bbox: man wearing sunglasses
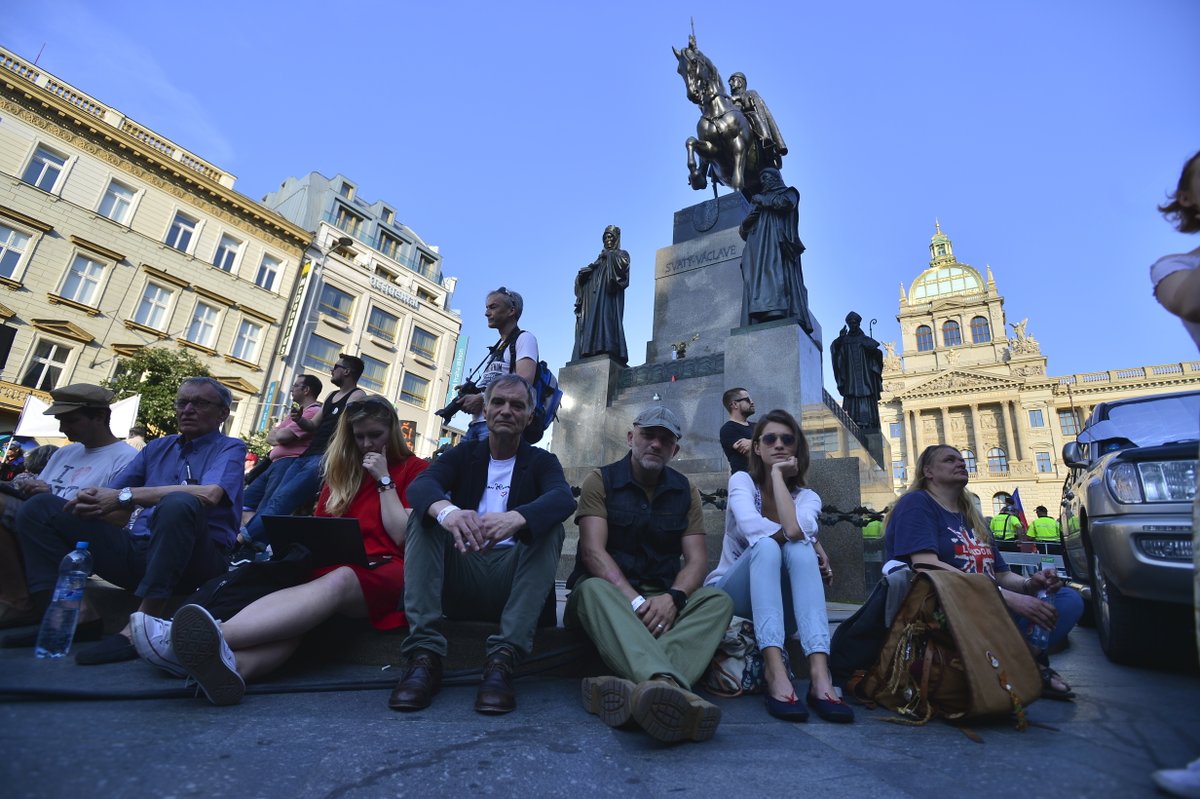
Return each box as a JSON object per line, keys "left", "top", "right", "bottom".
{"left": 459, "top": 287, "right": 538, "bottom": 442}
{"left": 719, "top": 387, "right": 756, "bottom": 474}
{"left": 12, "top": 378, "right": 244, "bottom": 664}
{"left": 565, "top": 406, "right": 734, "bottom": 743}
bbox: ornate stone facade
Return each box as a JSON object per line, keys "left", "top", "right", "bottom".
{"left": 879, "top": 224, "right": 1200, "bottom": 514}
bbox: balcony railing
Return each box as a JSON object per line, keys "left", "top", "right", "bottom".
{"left": 321, "top": 209, "right": 444, "bottom": 285}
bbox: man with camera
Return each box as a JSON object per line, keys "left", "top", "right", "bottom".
{"left": 448, "top": 288, "right": 538, "bottom": 443}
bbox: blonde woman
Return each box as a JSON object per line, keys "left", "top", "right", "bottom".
{"left": 130, "top": 397, "right": 426, "bottom": 705}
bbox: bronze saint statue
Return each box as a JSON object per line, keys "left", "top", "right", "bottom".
{"left": 572, "top": 225, "right": 630, "bottom": 364}
{"left": 728, "top": 72, "right": 787, "bottom": 169}
{"left": 831, "top": 312, "right": 884, "bottom": 431}
{"left": 738, "top": 167, "right": 812, "bottom": 331}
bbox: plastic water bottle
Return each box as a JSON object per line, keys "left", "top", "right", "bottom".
{"left": 34, "top": 541, "right": 93, "bottom": 659}
{"left": 1026, "top": 588, "right": 1051, "bottom": 649}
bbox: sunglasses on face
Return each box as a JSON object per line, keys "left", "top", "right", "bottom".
{"left": 174, "top": 398, "right": 222, "bottom": 411}
{"left": 759, "top": 433, "right": 796, "bottom": 447}
{"left": 346, "top": 397, "right": 394, "bottom": 414}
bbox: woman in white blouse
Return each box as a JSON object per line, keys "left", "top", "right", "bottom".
{"left": 705, "top": 409, "right": 851, "bottom": 723}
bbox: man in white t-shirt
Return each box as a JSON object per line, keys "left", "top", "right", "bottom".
{"left": 0, "top": 384, "right": 136, "bottom": 628}
{"left": 459, "top": 287, "right": 538, "bottom": 442}
{"left": 390, "top": 374, "right": 575, "bottom": 715}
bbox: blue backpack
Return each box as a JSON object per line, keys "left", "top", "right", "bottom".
{"left": 507, "top": 329, "right": 562, "bottom": 444}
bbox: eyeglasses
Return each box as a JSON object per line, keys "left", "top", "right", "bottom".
{"left": 759, "top": 433, "right": 796, "bottom": 447}
{"left": 735, "top": 397, "right": 752, "bottom": 404}
{"left": 174, "top": 398, "right": 222, "bottom": 411}
{"left": 331, "top": 364, "right": 347, "bottom": 372}
{"left": 346, "top": 397, "right": 394, "bottom": 414}
{"left": 495, "top": 286, "right": 515, "bottom": 298}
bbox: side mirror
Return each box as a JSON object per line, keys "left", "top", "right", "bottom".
{"left": 1062, "top": 442, "right": 1085, "bottom": 469}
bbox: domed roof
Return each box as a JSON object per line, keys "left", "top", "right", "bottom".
{"left": 910, "top": 263, "right": 985, "bottom": 300}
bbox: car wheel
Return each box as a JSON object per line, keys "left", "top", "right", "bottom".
{"left": 1092, "top": 552, "right": 1150, "bottom": 665}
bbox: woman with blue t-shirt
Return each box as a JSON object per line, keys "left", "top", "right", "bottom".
{"left": 884, "top": 444, "right": 1082, "bottom": 700}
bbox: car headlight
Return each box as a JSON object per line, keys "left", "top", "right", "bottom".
{"left": 1106, "top": 460, "right": 1197, "bottom": 503}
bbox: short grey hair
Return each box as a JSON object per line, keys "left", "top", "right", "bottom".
{"left": 180, "top": 377, "right": 233, "bottom": 408}
{"left": 489, "top": 287, "right": 524, "bottom": 322}
{"left": 484, "top": 373, "right": 535, "bottom": 409}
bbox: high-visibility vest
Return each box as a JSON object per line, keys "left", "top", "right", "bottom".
{"left": 990, "top": 513, "right": 1022, "bottom": 540}
{"left": 1030, "top": 516, "right": 1062, "bottom": 542}
{"left": 863, "top": 520, "right": 883, "bottom": 539}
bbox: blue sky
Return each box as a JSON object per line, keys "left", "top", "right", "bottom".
{"left": 6, "top": 1, "right": 1199, "bottom": 398}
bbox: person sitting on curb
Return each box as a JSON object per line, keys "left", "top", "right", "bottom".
{"left": 388, "top": 374, "right": 575, "bottom": 715}
{"left": 567, "top": 406, "right": 734, "bottom": 743}
{"left": 13, "top": 377, "right": 244, "bottom": 664}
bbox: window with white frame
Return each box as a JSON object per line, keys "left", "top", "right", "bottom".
{"left": 22, "top": 146, "right": 67, "bottom": 191}
{"left": 165, "top": 211, "right": 198, "bottom": 252}
{"left": 888, "top": 421, "right": 903, "bottom": 439}
{"left": 185, "top": 301, "right": 220, "bottom": 348}
{"left": 20, "top": 340, "right": 71, "bottom": 390}
{"left": 255, "top": 254, "right": 281, "bottom": 291}
{"left": 400, "top": 372, "right": 430, "bottom": 407}
{"left": 59, "top": 254, "right": 106, "bottom": 306}
{"left": 213, "top": 234, "right": 242, "bottom": 272}
{"left": 409, "top": 326, "right": 438, "bottom": 360}
{"left": 133, "top": 283, "right": 173, "bottom": 330}
{"left": 0, "top": 224, "right": 32, "bottom": 280}
{"left": 230, "top": 319, "right": 263, "bottom": 362}
{"left": 1028, "top": 409, "right": 1045, "bottom": 428}
{"left": 318, "top": 285, "right": 354, "bottom": 322}
{"left": 360, "top": 355, "right": 389, "bottom": 393}
{"left": 98, "top": 179, "right": 136, "bottom": 224}
{"left": 1036, "top": 451, "right": 1054, "bottom": 473}
{"left": 302, "top": 334, "right": 340, "bottom": 373}
{"left": 367, "top": 307, "right": 399, "bottom": 341}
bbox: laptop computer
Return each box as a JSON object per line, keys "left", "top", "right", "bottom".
{"left": 261, "top": 515, "right": 370, "bottom": 569}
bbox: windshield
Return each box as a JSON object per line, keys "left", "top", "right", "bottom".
{"left": 1079, "top": 394, "right": 1200, "bottom": 448}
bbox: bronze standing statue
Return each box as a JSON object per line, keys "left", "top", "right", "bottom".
{"left": 738, "top": 167, "right": 812, "bottom": 331}
{"left": 572, "top": 225, "right": 630, "bottom": 364}
{"left": 830, "top": 312, "right": 884, "bottom": 431}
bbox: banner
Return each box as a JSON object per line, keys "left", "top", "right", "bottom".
{"left": 15, "top": 394, "right": 141, "bottom": 439}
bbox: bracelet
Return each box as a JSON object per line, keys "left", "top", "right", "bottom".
{"left": 435, "top": 505, "right": 460, "bottom": 526}
{"left": 1022, "top": 577, "right": 1033, "bottom": 595}
{"left": 630, "top": 595, "right": 647, "bottom": 612}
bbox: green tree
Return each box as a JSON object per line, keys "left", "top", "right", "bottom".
{"left": 104, "top": 347, "right": 210, "bottom": 439}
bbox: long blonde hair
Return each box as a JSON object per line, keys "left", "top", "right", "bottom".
{"left": 320, "top": 396, "right": 414, "bottom": 516}
{"left": 884, "top": 444, "right": 990, "bottom": 541}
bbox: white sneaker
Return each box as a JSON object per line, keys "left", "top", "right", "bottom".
{"left": 170, "top": 604, "right": 245, "bottom": 706}
{"left": 129, "top": 611, "right": 186, "bottom": 678}
{"left": 1153, "top": 758, "right": 1200, "bottom": 799}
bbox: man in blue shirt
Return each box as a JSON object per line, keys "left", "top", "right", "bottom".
{"left": 12, "top": 377, "right": 245, "bottom": 664}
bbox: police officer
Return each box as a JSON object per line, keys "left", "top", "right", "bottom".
{"left": 990, "top": 501, "right": 1023, "bottom": 542}
{"left": 1029, "top": 505, "right": 1062, "bottom": 544}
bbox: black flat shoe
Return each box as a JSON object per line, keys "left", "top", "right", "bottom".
{"left": 0, "top": 618, "right": 103, "bottom": 649}
{"left": 807, "top": 685, "right": 855, "bottom": 723}
{"left": 765, "top": 691, "right": 809, "bottom": 722}
{"left": 74, "top": 633, "right": 136, "bottom": 665}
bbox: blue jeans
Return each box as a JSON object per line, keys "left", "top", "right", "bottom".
{"left": 243, "top": 454, "right": 322, "bottom": 544}
{"left": 242, "top": 457, "right": 298, "bottom": 513}
{"left": 715, "top": 536, "right": 830, "bottom": 656}
{"left": 1013, "top": 585, "right": 1085, "bottom": 651}
{"left": 462, "top": 419, "right": 489, "bottom": 442}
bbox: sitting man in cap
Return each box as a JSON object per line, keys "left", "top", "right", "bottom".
{"left": 566, "top": 406, "right": 733, "bottom": 743}
{"left": 389, "top": 374, "right": 575, "bottom": 715}
{"left": 13, "top": 377, "right": 244, "bottom": 663}
{"left": 0, "top": 384, "right": 137, "bottom": 629}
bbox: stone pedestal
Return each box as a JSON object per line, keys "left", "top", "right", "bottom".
{"left": 724, "top": 318, "right": 823, "bottom": 412}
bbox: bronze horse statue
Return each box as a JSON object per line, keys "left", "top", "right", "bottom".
{"left": 673, "top": 39, "right": 761, "bottom": 197}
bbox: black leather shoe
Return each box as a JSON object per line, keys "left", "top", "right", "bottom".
{"left": 475, "top": 648, "right": 516, "bottom": 714}
{"left": 807, "top": 684, "right": 855, "bottom": 723}
{"left": 388, "top": 651, "right": 442, "bottom": 711}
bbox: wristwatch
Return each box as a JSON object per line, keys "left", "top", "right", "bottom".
{"left": 118, "top": 487, "right": 134, "bottom": 508}
{"left": 376, "top": 475, "right": 395, "bottom": 492}
{"left": 667, "top": 588, "right": 688, "bottom": 611}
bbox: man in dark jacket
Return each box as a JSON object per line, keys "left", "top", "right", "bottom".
{"left": 389, "top": 374, "right": 575, "bottom": 715}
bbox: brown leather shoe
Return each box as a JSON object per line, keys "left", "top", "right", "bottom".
{"left": 388, "top": 651, "right": 442, "bottom": 711}
{"left": 474, "top": 648, "right": 516, "bottom": 714}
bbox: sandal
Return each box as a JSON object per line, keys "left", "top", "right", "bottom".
{"left": 1039, "top": 665, "right": 1075, "bottom": 701}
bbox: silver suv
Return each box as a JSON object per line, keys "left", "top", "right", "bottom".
{"left": 1060, "top": 390, "right": 1197, "bottom": 666}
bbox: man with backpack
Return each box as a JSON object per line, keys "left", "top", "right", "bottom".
{"left": 459, "top": 288, "right": 539, "bottom": 443}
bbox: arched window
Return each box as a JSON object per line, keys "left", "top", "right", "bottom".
{"left": 970, "top": 316, "right": 991, "bottom": 343}
{"left": 992, "top": 493, "right": 1011, "bottom": 515}
{"left": 961, "top": 449, "right": 977, "bottom": 474}
{"left": 942, "top": 320, "right": 962, "bottom": 347}
{"left": 916, "top": 325, "right": 933, "bottom": 351}
{"left": 987, "top": 447, "right": 1009, "bottom": 474}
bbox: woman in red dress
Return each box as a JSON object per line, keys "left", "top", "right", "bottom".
{"left": 130, "top": 397, "right": 427, "bottom": 705}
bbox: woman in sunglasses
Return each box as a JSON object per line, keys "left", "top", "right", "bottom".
{"left": 130, "top": 397, "right": 427, "bottom": 705}
{"left": 705, "top": 409, "right": 851, "bottom": 723}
